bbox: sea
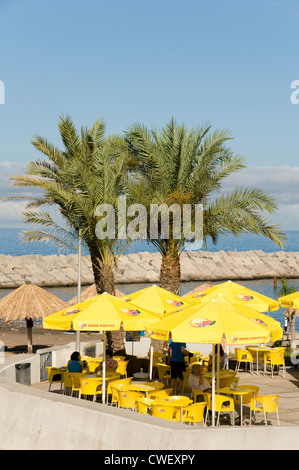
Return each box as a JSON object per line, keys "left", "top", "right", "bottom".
{"left": 1, "top": 227, "right": 299, "bottom": 331}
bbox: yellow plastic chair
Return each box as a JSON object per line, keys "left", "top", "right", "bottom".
{"left": 136, "top": 397, "right": 154, "bottom": 414}
{"left": 205, "top": 393, "right": 235, "bottom": 426}
{"left": 117, "top": 390, "right": 144, "bottom": 410}
{"left": 182, "top": 402, "right": 207, "bottom": 426}
{"left": 87, "top": 361, "right": 101, "bottom": 373}
{"left": 201, "top": 356, "right": 210, "bottom": 368}
{"left": 192, "top": 389, "right": 208, "bottom": 403}
{"left": 235, "top": 348, "right": 254, "bottom": 374}
{"left": 149, "top": 352, "right": 166, "bottom": 378}
{"left": 219, "top": 376, "right": 240, "bottom": 388}
{"left": 80, "top": 355, "right": 95, "bottom": 362}
{"left": 62, "top": 371, "right": 85, "bottom": 397}
{"left": 113, "top": 356, "right": 126, "bottom": 362}
{"left": 156, "top": 364, "right": 171, "bottom": 385}
{"left": 107, "top": 378, "right": 133, "bottom": 406}
{"left": 182, "top": 369, "right": 192, "bottom": 395}
{"left": 147, "top": 388, "right": 173, "bottom": 400}
{"left": 46, "top": 367, "right": 63, "bottom": 392}
{"left": 250, "top": 395, "right": 280, "bottom": 425}
{"left": 218, "top": 369, "right": 237, "bottom": 376}
{"left": 263, "top": 349, "right": 286, "bottom": 378}
{"left": 151, "top": 404, "right": 181, "bottom": 422}
{"left": 79, "top": 378, "right": 102, "bottom": 401}
{"left": 116, "top": 360, "right": 129, "bottom": 378}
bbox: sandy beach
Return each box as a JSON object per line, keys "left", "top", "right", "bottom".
{"left": 0, "top": 319, "right": 103, "bottom": 354}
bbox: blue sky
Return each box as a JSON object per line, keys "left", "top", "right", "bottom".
{"left": 0, "top": 0, "right": 299, "bottom": 231}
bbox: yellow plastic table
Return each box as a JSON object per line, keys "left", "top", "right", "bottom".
{"left": 216, "top": 386, "right": 254, "bottom": 425}
{"left": 125, "top": 383, "right": 160, "bottom": 397}
{"left": 246, "top": 347, "right": 272, "bottom": 375}
{"left": 153, "top": 396, "right": 193, "bottom": 422}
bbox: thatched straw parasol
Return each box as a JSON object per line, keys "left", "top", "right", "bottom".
{"left": 0, "top": 283, "right": 68, "bottom": 352}
{"left": 67, "top": 284, "right": 125, "bottom": 306}
{"left": 182, "top": 281, "right": 214, "bottom": 297}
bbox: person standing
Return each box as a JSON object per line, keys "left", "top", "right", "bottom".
{"left": 168, "top": 337, "right": 188, "bottom": 394}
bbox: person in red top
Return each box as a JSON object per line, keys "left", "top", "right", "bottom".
{"left": 95, "top": 349, "right": 118, "bottom": 372}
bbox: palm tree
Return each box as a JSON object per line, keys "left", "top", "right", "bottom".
{"left": 125, "top": 117, "right": 287, "bottom": 294}
{"left": 10, "top": 115, "right": 129, "bottom": 352}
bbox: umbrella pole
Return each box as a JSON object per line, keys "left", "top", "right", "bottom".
{"left": 26, "top": 318, "right": 33, "bottom": 353}
{"left": 212, "top": 344, "right": 215, "bottom": 427}
{"left": 76, "top": 228, "right": 82, "bottom": 352}
{"left": 149, "top": 344, "right": 153, "bottom": 381}
{"left": 216, "top": 343, "right": 220, "bottom": 390}
{"left": 102, "top": 332, "right": 106, "bottom": 404}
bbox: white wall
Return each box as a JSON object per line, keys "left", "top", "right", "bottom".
{"left": 0, "top": 377, "right": 297, "bottom": 450}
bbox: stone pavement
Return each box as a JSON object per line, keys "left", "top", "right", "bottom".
{"left": 32, "top": 365, "right": 299, "bottom": 427}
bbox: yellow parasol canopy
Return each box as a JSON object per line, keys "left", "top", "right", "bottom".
{"left": 120, "top": 284, "right": 190, "bottom": 316}
{"left": 278, "top": 291, "right": 299, "bottom": 309}
{"left": 66, "top": 284, "right": 125, "bottom": 306}
{"left": 146, "top": 294, "right": 283, "bottom": 345}
{"left": 183, "top": 280, "right": 279, "bottom": 313}
{"left": 43, "top": 292, "right": 161, "bottom": 332}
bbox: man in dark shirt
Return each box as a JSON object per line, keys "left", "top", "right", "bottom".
{"left": 168, "top": 338, "right": 188, "bottom": 394}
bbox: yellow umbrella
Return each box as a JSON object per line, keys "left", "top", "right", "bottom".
{"left": 120, "top": 285, "right": 191, "bottom": 379}
{"left": 71, "top": 293, "right": 161, "bottom": 331}
{"left": 43, "top": 291, "right": 161, "bottom": 332}
{"left": 278, "top": 291, "right": 299, "bottom": 309}
{"left": 183, "top": 280, "right": 279, "bottom": 313}
{"left": 145, "top": 294, "right": 282, "bottom": 345}
{"left": 43, "top": 297, "right": 97, "bottom": 330}
{"left": 43, "top": 292, "right": 161, "bottom": 403}
{"left": 120, "top": 285, "right": 191, "bottom": 315}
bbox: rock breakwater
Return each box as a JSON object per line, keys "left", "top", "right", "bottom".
{"left": 0, "top": 250, "right": 298, "bottom": 288}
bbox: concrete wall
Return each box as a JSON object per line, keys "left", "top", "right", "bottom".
{"left": 1, "top": 250, "right": 299, "bottom": 288}
{"left": 0, "top": 377, "right": 298, "bottom": 450}
{"left": 0, "top": 341, "right": 103, "bottom": 385}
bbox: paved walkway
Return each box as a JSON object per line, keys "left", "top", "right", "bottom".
{"left": 32, "top": 365, "right": 299, "bottom": 427}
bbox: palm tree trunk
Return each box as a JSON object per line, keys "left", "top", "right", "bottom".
{"left": 287, "top": 307, "right": 297, "bottom": 351}
{"left": 159, "top": 242, "right": 181, "bottom": 294}
{"left": 89, "top": 244, "right": 126, "bottom": 355}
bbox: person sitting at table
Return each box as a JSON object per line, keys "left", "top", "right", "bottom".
{"left": 67, "top": 351, "right": 86, "bottom": 373}
{"left": 188, "top": 364, "right": 211, "bottom": 398}
{"left": 95, "top": 348, "right": 118, "bottom": 372}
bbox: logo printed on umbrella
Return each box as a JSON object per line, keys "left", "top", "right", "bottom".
{"left": 165, "top": 299, "right": 183, "bottom": 306}
{"left": 251, "top": 318, "right": 267, "bottom": 327}
{"left": 190, "top": 318, "right": 215, "bottom": 328}
{"left": 193, "top": 292, "right": 206, "bottom": 298}
{"left": 62, "top": 308, "right": 81, "bottom": 316}
{"left": 237, "top": 294, "right": 254, "bottom": 301}
{"left": 78, "top": 323, "right": 87, "bottom": 329}
{"left": 123, "top": 297, "right": 131, "bottom": 302}
{"left": 120, "top": 308, "right": 140, "bottom": 316}
{"left": 231, "top": 336, "right": 238, "bottom": 343}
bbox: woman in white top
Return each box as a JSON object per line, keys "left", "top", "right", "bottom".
{"left": 188, "top": 363, "right": 211, "bottom": 392}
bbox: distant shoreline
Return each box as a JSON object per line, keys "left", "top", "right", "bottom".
{"left": 0, "top": 249, "right": 298, "bottom": 288}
